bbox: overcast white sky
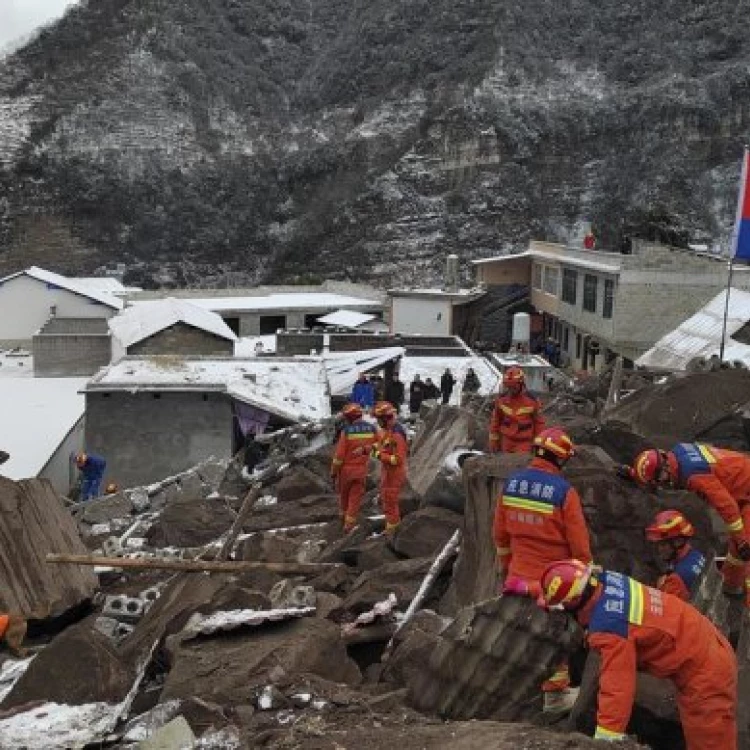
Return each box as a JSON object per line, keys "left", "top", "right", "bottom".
{"left": 0, "top": 0, "right": 78, "bottom": 49}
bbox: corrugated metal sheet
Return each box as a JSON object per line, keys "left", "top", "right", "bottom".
{"left": 637, "top": 288, "right": 750, "bottom": 370}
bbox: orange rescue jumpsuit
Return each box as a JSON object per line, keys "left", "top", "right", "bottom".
{"left": 375, "top": 421, "right": 408, "bottom": 529}
{"left": 489, "top": 390, "right": 545, "bottom": 454}
{"left": 494, "top": 456, "right": 592, "bottom": 690}
{"left": 657, "top": 546, "right": 706, "bottom": 602}
{"left": 331, "top": 418, "right": 378, "bottom": 528}
{"left": 579, "top": 570, "right": 737, "bottom": 749}
{"left": 667, "top": 443, "right": 750, "bottom": 603}
{"left": 0, "top": 614, "right": 8, "bottom": 640}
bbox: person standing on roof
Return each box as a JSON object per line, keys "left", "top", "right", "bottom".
{"left": 645, "top": 510, "right": 707, "bottom": 601}
{"left": 539, "top": 560, "right": 737, "bottom": 748}
{"left": 351, "top": 374, "right": 375, "bottom": 412}
{"left": 619, "top": 443, "right": 750, "bottom": 606}
{"left": 440, "top": 368, "right": 456, "bottom": 405}
{"left": 493, "top": 427, "right": 592, "bottom": 713}
{"left": 489, "top": 366, "right": 545, "bottom": 454}
{"left": 373, "top": 401, "right": 409, "bottom": 535}
{"left": 330, "top": 403, "right": 378, "bottom": 533}
{"left": 74, "top": 452, "right": 107, "bottom": 501}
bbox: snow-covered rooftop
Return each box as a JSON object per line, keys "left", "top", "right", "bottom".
{"left": 86, "top": 357, "right": 330, "bottom": 422}
{"left": 472, "top": 249, "right": 622, "bottom": 274}
{"left": 110, "top": 298, "right": 238, "bottom": 348}
{"left": 398, "top": 355, "right": 501, "bottom": 403}
{"left": 179, "top": 293, "right": 382, "bottom": 313}
{"left": 0, "top": 266, "right": 124, "bottom": 309}
{"left": 637, "top": 288, "right": 750, "bottom": 370}
{"left": 0, "top": 377, "right": 86, "bottom": 480}
{"left": 75, "top": 277, "right": 142, "bottom": 295}
{"left": 324, "top": 347, "right": 406, "bottom": 395}
{"left": 316, "top": 309, "right": 377, "bottom": 328}
{"left": 388, "top": 287, "right": 486, "bottom": 303}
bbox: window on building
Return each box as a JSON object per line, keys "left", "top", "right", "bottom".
{"left": 583, "top": 274, "right": 598, "bottom": 312}
{"left": 543, "top": 266, "right": 559, "bottom": 296}
{"left": 563, "top": 326, "right": 569, "bottom": 351}
{"left": 576, "top": 333, "right": 582, "bottom": 359}
{"left": 603, "top": 279, "right": 615, "bottom": 319}
{"left": 561, "top": 269, "right": 577, "bottom": 305}
{"left": 533, "top": 264, "right": 543, "bottom": 290}
{"left": 260, "top": 314, "right": 287, "bottom": 334}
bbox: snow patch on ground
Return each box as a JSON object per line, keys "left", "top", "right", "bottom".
{"left": 182, "top": 607, "right": 316, "bottom": 638}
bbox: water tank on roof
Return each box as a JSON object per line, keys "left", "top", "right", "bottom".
{"left": 511, "top": 312, "right": 530, "bottom": 348}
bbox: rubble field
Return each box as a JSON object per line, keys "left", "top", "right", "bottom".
{"left": 0, "top": 370, "right": 749, "bottom": 748}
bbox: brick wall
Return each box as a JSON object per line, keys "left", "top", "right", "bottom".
{"left": 33, "top": 334, "right": 111, "bottom": 377}
{"left": 128, "top": 323, "right": 234, "bottom": 356}
{"left": 85, "top": 391, "right": 232, "bottom": 487}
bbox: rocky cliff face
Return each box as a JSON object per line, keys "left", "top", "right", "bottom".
{"left": 0, "top": 0, "right": 748, "bottom": 286}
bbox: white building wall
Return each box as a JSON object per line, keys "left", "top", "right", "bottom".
{"left": 0, "top": 275, "right": 116, "bottom": 342}
{"left": 38, "top": 416, "right": 85, "bottom": 496}
{"left": 391, "top": 297, "right": 452, "bottom": 336}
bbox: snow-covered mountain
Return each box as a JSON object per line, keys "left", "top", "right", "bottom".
{"left": 0, "top": 0, "right": 749, "bottom": 286}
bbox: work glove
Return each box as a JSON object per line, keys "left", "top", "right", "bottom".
{"left": 614, "top": 464, "right": 633, "bottom": 481}
{"left": 735, "top": 537, "right": 750, "bottom": 562}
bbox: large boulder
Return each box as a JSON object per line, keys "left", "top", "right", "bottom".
{"left": 391, "top": 507, "right": 462, "bottom": 559}
{"left": 145, "top": 496, "right": 235, "bottom": 548}
{"left": 380, "top": 610, "right": 447, "bottom": 687}
{"left": 2, "top": 619, "right": 134, "bottom": 709}
{"left": 341, "top": 558, "right": 434, "bottom": 615}
{"left": 161, "top": 617, "right": 361, "bottom": 706}
{"left": 0, "top": 477, "right": 97, "bottom": 618}
{"left": 271, "top": 466, "right": 330, "bottom": 503}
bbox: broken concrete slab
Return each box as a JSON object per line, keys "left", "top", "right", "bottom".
{"left": 271, "top": 465, "right": 331, "bottom": 503}
{"left": 0, "top": 476, "right": 98, "bottom": 618}
{"left": 1, "top": 619, "right": 134, "bottom": 709}
{"left": 137, "top": 715, "right": 195, "bottom": 749}
{"left": 161, "top": 617, "right": 362, "bottom": 707}
{"left": 380, "top": 610, "right": 446, "bottom": 688}
{"left": 241, "top": 493, "right": 339, "bottom": 533}
{"left": 391, "top": 507, "right": 462, "bottom": 559}
{"left": 78, "top": 492, "right": 135, "bottom": 524}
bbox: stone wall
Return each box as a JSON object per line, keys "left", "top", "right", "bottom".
{"left": 129, "top": 323, "right": 234, "bottom": 356}
{"left": 85, "top": 391, "right": 233, "bottom": 487}
{"left": 33, "top": 333, "right": 111, "bottom": 377}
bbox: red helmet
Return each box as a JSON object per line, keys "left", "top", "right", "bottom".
{"left": 539, "top": 559, "right": 593, "bottom": 609}
{"left": 342, "top": 403, "right": 363, "bottom": 421}
{"left": 646, "top": 510, "right": 694, "bottom": 542}
{"left": 632, "top": 449, "right": 668, "bottom": 486}
{"left": 533, "top": 427, "right": 576, "bottom": 462}
{"left": 373, "top": 401, "right": 396, "bottom": 419}
{"left": 504, "top": 366, "right": 525, "bottom": 389}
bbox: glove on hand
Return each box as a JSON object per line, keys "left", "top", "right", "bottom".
{"left": 614, "top": 464, "right": 633, "bottom": 481}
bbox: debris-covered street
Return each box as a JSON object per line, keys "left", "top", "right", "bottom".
{"left": 1, "top": 364, "right": 750, "bottom": 749}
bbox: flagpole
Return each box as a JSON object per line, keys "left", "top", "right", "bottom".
{"left": 719, "top": 258, "right": 734, "bottom": 362}
{"left": 719, "top": 145, "right": 750, "bottom": 363}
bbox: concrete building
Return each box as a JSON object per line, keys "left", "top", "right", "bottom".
{"left": 109, "top": 298, "right": 238, "bottom": 360}
{"left": 0, "top": 351, "right": 86, "bottom": 495}
{"left": 33, "top": 318, "right": 111, "bottom": 377}
{"left": 473, "top": 240, "right": 750, "bottom": 371}
{"left": 84, "top": 357, "right": 330, "bottom": 486}
{"left": 388, "top": 288, "right": 487, "bottom": 338}
{"left": 0, "top": 266, "right": 124, "bottom": 344}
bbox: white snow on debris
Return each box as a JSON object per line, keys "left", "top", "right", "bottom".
{"left": 316, "top": 309, "right": 377, "bottom": 329}
{"left": 87, "top": 357, "right": 330, "bottom": 423}
{"left": 74, "top": 277, "right": 141, "bottom": 295}
{"left": 234, "top": 335, "right": 277, "bottom": 356}
{"left": 0, "top": 349, "right": 33, "bottom": 379}
{"left": 324, "top": 347, "right": 406, "bottom": 396}
{"left": 186, "top": 292, "right": 381, "bottom": 313}
{"left": 182, "top": 607, "right": 315, "bottom": 638}
{"left": 399, "top": 355, "right": 500, "bottom": 403}
{"left": 0, "top": 656, "right": 34, "bottom": 703}
{"left": 0, "top": 377, "right": 86, "bottom": 480}
{"left": 637, "top": 288, "right": 750, "bottom": 370}
{"left": 110, "top": 297, "right": 238, "bottom": 348}
{"left": 0, "top": 701, "right": 116, "bottom": 749}
{"left": 0, "top": 266, "right": 124, "bottom": 309}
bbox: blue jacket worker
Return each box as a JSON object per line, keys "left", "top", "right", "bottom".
{"left": 75, "top": 452, "right": 107, "bottom": 501}
{"left": 351, "top": 374, "right": 375, "bottom": 410}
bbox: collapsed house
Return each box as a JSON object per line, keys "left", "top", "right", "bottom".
{"left": 0, "top": 369, "right": 749, "bottom": 748}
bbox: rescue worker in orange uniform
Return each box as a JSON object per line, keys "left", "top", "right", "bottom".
{"left": 330, "top": 403, "right": 378, "bottom": 533}
{"left": 621, "top": 443, "right": 750, "bottom": 604}
{"left": 489, "top": 366, "right": 545, "bottom": 454}
{"left": 493, "top": 427, "right": 592, "bottom": 712}
{"left": 645, "top": 510, "right": 707, "bottom": 601}
{"left": 373, "top": 401, "right": 408, "bottom": 534}
{"left": 539, "top": 560, "right": 737, "bottom": 748}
